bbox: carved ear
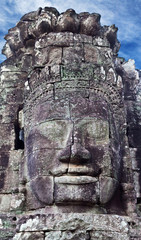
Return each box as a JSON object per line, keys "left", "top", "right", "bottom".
{"left": 99, "top": 176, "right": 118, "bottom": 204}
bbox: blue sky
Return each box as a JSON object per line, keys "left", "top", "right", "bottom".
{"left": 0, "top": 0, "right": 141, "bottom": 69}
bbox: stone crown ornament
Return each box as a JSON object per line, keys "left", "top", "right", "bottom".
{"left": 3, "top": 7, "right": 119, "bottom": 56}
{"left": 2, "top": 7, "right": 122, "bottom": 115}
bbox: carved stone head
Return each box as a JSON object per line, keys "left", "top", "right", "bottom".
{"left": 24, "top": 61, "right": 125, "bottom": 213}
{"left": 25, "top": 91, "right": 122, "bottom": 208}
{"left": 12, "top": 7, "right": 128, "bottom": 213}
{"left": 2, "top": 7, "right": 129, "bottom": 213}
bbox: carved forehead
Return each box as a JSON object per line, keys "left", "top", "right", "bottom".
{"left": 69, "top": 94, "right": 109, "bottom": 120}
{"left": 24, "top": 92, "right": 110, "bottom": 130}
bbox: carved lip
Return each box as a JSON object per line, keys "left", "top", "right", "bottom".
{"left": 51, "top": 166, "right": 98, "bottom": 178}
{"left": 55, "top": 176, "right": 98, "bottom": 184}
{"left": 68, "top": 166, "right": 95, "bottom": 175}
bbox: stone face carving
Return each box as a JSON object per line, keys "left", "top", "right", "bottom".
{"left": 0, "top": 6, "right": 141, "bottom": 240}
{"left": 26, "top": 94, "right": 120, "bottom": 207}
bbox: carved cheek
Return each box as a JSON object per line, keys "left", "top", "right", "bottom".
{"left": 99, "top": 176, "right": 119, "bottom": 204}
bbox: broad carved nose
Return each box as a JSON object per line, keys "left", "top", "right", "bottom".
{"left": 70, "top": 142, "right": 91, "bottom": 164}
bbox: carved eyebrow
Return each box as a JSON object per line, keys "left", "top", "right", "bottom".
{"left": 74, "top": 118, "right": 109, "bottom": 124}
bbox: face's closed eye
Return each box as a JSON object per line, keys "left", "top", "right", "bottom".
{"left": 26, "top": 120, "right": 73, "bottom": 152}
{"left": 73, "top": 119, "right": 110, "bottom": 147}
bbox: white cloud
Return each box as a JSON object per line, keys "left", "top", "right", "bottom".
{"left": 0, "top": 54, "right": 6, "bottom": 63}
{"left": 13, "top": 0, "right": 52, "bottom": 15}
{"left": 118, "top": 50, "right": 131, "bottom": 61}
{"left": 0, "top": 40, "right": 6, "bottom": 50}
{"left": 0, "top": 40, "right": 6, "bottom": 62}
{"left": 118, "top": 22, "right": 141, "bottom": 43}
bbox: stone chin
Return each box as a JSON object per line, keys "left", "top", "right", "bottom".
{"left": 30, "top": 175, "right": 119, "bottom": 206}
{"left": 54, "top": 176, "right": 118, "bottom": 206}
{"left": 54, "top": 175, "right": 99, "bottom": 205}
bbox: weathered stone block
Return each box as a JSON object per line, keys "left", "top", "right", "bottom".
{"left": 35, "top": 47, "right": 49, "bottom": 66}
{"left": 55, "top": 9, "right": 80, "bottom": 33}
{"left": 0, "top": 194, "right": 24, "bottom": 212}
{"left": 13, "top": 232, "right": 44, "bottom": 240}
{"left": 50, "top": 65, "right": 61, "bottom": 82}
{"left": 121, "top": 183, "right": 136, "bottom": 215}
{"left": 1, "top": 65, "right": 21, "bottom": 73}
{"left": 35, "top": 32, "right": 74, "bottom": 48}
{"left": 21, "top": 54, "right": 35, "bottom": 71}
{"left": 48, "top": 47, "right": 62, "bottom": 65}
{"left": 84, "top": 44, "right": 99, "bottom": 63}
{"left": 1, "top": 104, "right": 20, "bottom": 124}
{"left": 24, "top": 84, "right": 54, "bottom": 115}
{"left": 45, "top": 231, "right": 62, "bottom": 240}
{"left": 0, "top": 152, "right": 9, "bottom": 172}
{"left": 90, "top": 230, "right": 129, "bottom": 240}
{"left": 45, "top": 230, "right": 89, "bottom": 240}
{"left": 25, "top": 182, "right": 46, "bottom": 210}
{"left": 93, "top": 36, "right": 110, "bottom": 47}
{"left": 106, "top": 67, "right": 116, "bottom": 82}
{"left": 73, "top": 34, "right": 93, "bottom": 44}
{"left": 63, "top": 46, "right": 84, "bottom": 64}
{"left": 0, "top": 169, "right": 19, "bottom": 193}
{"left": 0, "top": 124, "right": 15, "bottom": 150}
{"left": 1, "top": 71, "right": 26, "bottom": 89}
{"left": 35, "top": 46, "right": 62, "bottom": 66}
{"left": 36, "top": 15, "right": 53, "bottom": 36}
{"left": 10, "top": 193, "right": 25, "bottom": 211}
{"left": 16, "top": 214, "right": 129, "bottom": 233}
{"left": 5, "top": 88, "right": 23, "bottom": 103}
{"left": 80, "top": 13, "right": 101, "bottom": 36}
{"left": 0, "top": 214, "right": 17, "bottom": 239}
{"left": 0, "top": 194, "right": 11, "bottom": 212}
{"left": 128, "top": 127, "right": 141, "bottom": 147}
{"left": 98, "top": 47, "right": 113, "bottom": 66}
{"left": 0, "top": 150, "right": 23, "bottom": 193}
{"left": 133, "top": 172, "right": 141, "bottom": 198}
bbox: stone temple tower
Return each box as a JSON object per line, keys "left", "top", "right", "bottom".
{"left": 0, "top": 6, "right": 141, "bottom": 240}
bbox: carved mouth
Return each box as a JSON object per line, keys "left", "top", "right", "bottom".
{"left": 50, "top": 166, "right": 100, "bottom": 177}
{"left": 55, "top": 176, "right": 98, "bottom": 184}
{"left": 68, "top": 166, "right": 95, "bottom": 175}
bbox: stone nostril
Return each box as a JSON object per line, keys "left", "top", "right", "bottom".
{"left": 58, "top": 146, "right": 71, "bottom": 163}
{"left": 70, "top": 143, "right": 91, "bottom": 164}
{"left": 59, "top": 154, "right": 70, "bottom": 163}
